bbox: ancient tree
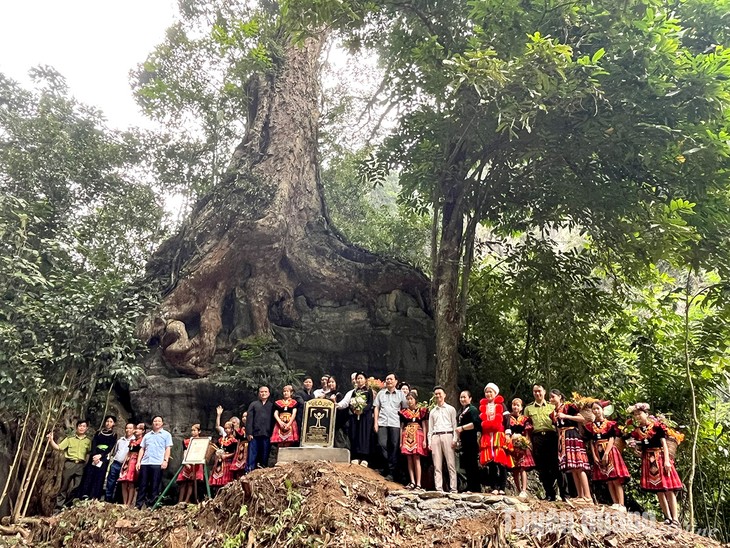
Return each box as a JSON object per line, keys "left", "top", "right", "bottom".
{"left": 137, "top": 32, "right": 431, "bottom": 379}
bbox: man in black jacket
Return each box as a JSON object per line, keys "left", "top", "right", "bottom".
{"left": 246, "top": 386, "right": 274, "bottom": 471}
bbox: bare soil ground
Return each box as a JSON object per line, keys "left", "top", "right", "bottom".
{"left": 0, "top": 462, "right": 724, "bottom": 547}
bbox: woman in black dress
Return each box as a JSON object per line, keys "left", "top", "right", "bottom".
{"left": 79, "top": 415, "right": 118, "bottom": 499}
{"left": 345, "top": 373, "right": 374, "bottom": 466}
{"left": 456, "top": 390, "right": 481, "bottom": 493}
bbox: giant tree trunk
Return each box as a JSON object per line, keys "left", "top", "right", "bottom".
{"left": 137, "top": 32, "right": 433, "bottom": 398}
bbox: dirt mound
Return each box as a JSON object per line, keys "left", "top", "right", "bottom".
{"left": 0, "top": 462, "right": 725, "bottom": 547}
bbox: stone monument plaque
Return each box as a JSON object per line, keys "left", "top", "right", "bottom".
{"left": 301, "top": 398, "right": 335, "bottom": 447}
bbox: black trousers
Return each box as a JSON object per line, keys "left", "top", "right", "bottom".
{"left": 532, "top": 431, "right": 566, "bottom": 500}
{"left": 484, "top": 461, "right": 507, "bottom": 491}
{"left": 461, "top": 441, "right": 481, "bottom": 492}
{"left": 377, "top": 426, "right": 400, "bottom": 476}
{"left": 136, "top": 464, "right": 163, "bottom": 509}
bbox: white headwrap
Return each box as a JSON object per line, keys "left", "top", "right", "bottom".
{"left": 627, "top": 402, "right": 650, "bottom": 414}
{"left": 484, "top": 383, "right": 499, "bottom": 396}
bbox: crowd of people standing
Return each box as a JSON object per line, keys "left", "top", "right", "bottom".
{"left": 47, "top": 374, "right": 683, "bottom": 526}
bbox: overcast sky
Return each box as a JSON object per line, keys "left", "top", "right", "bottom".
{"left": 0, "top": 0, "right": 177, "bottom": 128}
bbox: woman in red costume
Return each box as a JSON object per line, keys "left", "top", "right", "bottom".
{"left": 549, "top": 389, "right": 592, "bottom": 502}
{"left": 209, "top": 421, "right": 238, "bottom": 490}
{"left": 399, "top": 391, "right": 429, "bottom": 490}
{"left": 230, "top": 412, "right": 248, "bottom": 478}
{"left": 628, "top": 402, "right": 683, "bottom": 526}
{"left": 271, "top": 385, "right": 300, "bottom": 446}
{"left": 117, "top": 423, "right": 145, "bottom": 506}
{"left": 479, "top": 383, "right": 514, "bottom": 494}
{"left": 177, "top": 423, "right": 205, "bottom": 503}
{"left": 585, "top": 401, "right": 629, "bottom": 511}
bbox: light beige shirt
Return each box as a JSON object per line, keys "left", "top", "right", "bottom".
{"left": 428, "top": 402, "right": 457, "bottom": 445}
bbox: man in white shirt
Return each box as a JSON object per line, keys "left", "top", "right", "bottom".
{"left": 104, "top": 422, "right": 135, "bottom": 502}
{"left": 428, "top": 386, "right": 458, "bottom": 493}
{"left": 373, "top": 373, "right": 407, "bottom": 481}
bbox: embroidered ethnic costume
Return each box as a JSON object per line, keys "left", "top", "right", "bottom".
{"left": 399, "top": 407, "right": 429, "bottom": 456}
{"left": 230, "top": 427, "right": 248, "bottom": 475}
{"left": 209, "top": 435, "right": 237, "bottom": 486}
{"left": 509, "top": 415, "right": 535, "bottom": 470}
{"left": 550, "top": 402, "right": 591, "bottom": 472}
{"left": 478, "top": 395, "right": 514, "bottom": 468}
{"left": 584, "top": 420, "right": 629, "bottom": 482}
{"left": 117, "top": 438, "right": 142, "bottom": 483}
{"left": 630, "top": 421, "right": 683, "bottom": 491}
{"left": 271, "top": 398, "right": 300, "bottom": 445}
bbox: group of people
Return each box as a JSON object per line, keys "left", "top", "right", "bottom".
{"left": 434, "top": 383, "right": 683, "bottom": 526}
{"left": 48, "top": 415, "right": 172, "bottom": 511}
{"left": 47, "top": 374, "right": 683, "bottom": 526}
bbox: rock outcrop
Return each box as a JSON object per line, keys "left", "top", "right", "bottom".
{"left": 129, "top": 287, "right": 435, "bottom": 434}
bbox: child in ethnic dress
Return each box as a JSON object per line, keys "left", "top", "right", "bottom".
{"left": 585, "top": 401, "right": 629, "bottom": 510}
{"left": 177, "top": 424, "right": 205, "bottom": 503}
{"left": 210, "top": 421, "right": 237, "bottom": 490}
{"left": 399, "top": 391, "right": 429, "bottom": 489}
{"left": 628, "top": 402, "right": 683, "bottom": 526}
{"left": 230, "top": 412, "right": 248, "bottom": 478}
{"left": 117, "top": 423, "right": 145, "bottom": 506}
{"left": 549, "top": 389, "right": 592, "bottom": 502}
{"left": 509, "top": 398, "right": 535, "bottom": 498}
{"left": 271, "top": 385, "right": 299, "bottom": 446}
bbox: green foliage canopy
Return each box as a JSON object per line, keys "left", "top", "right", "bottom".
{"left": 0, "top": 69, "right": 165, "bottom": 419}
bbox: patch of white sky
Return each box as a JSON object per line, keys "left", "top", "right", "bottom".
{"left": 0, "top": 0, "right": 384, "bottom": 135}
{"left": 0, "top": 0, "right": 178, "bottom": 129}
{"left": 0, "top": 1, "right": 393, "bottom": 223}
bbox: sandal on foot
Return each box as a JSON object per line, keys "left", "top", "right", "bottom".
{"left": 405, "top": 483, "right": 415, "bottom": 490}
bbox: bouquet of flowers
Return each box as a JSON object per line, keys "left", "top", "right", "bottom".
{"left": 350, "top": 391, "right": 368, "bottom": 417}
{"left": 511, "top": 434, "right": 531, "bottom": 451}
{"left": 571, "top": 393, "right": 599, "bottom": 410}
{"left": 367, "top": 377, "right": 384, "bottom": 392}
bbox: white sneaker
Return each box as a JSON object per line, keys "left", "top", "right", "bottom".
{"left": 519, "top": 491, "right": 528, "bottom": 499}
{"left": 359, "top": 460, "right": 368, "bottom": 467}
{"left": 351, "top": 459, "right": 359, "bottom": 465}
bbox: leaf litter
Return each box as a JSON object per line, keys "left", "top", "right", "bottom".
{"left": 0, "top": 461, "right": 725, "bottom": 547}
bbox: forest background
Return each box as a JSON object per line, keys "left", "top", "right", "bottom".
{"left": 1, "top": 0, "right": 730, "bottom": 541}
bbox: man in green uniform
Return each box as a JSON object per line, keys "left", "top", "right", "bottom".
{"left": 523, "top": 384, "right": 567, "bottom": 501}
{"left": 47, "top": 419, "right": 92, "bottom": 511}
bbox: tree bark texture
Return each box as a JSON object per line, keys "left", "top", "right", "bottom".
{"left": 433, "top": 181, "right": 466, "bottom": 404}
{"left": 138, "top": 33, "right": 433, "bottom": 382}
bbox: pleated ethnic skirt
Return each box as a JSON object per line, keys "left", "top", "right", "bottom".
{"left": 591, "top": 439, "right": 629, "bottom": 482}
{"left": 557, "top": 427, "right": 590, "bottom": 472}
{"left": 640, "top": 448, "right": 683, "bottom": 491}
